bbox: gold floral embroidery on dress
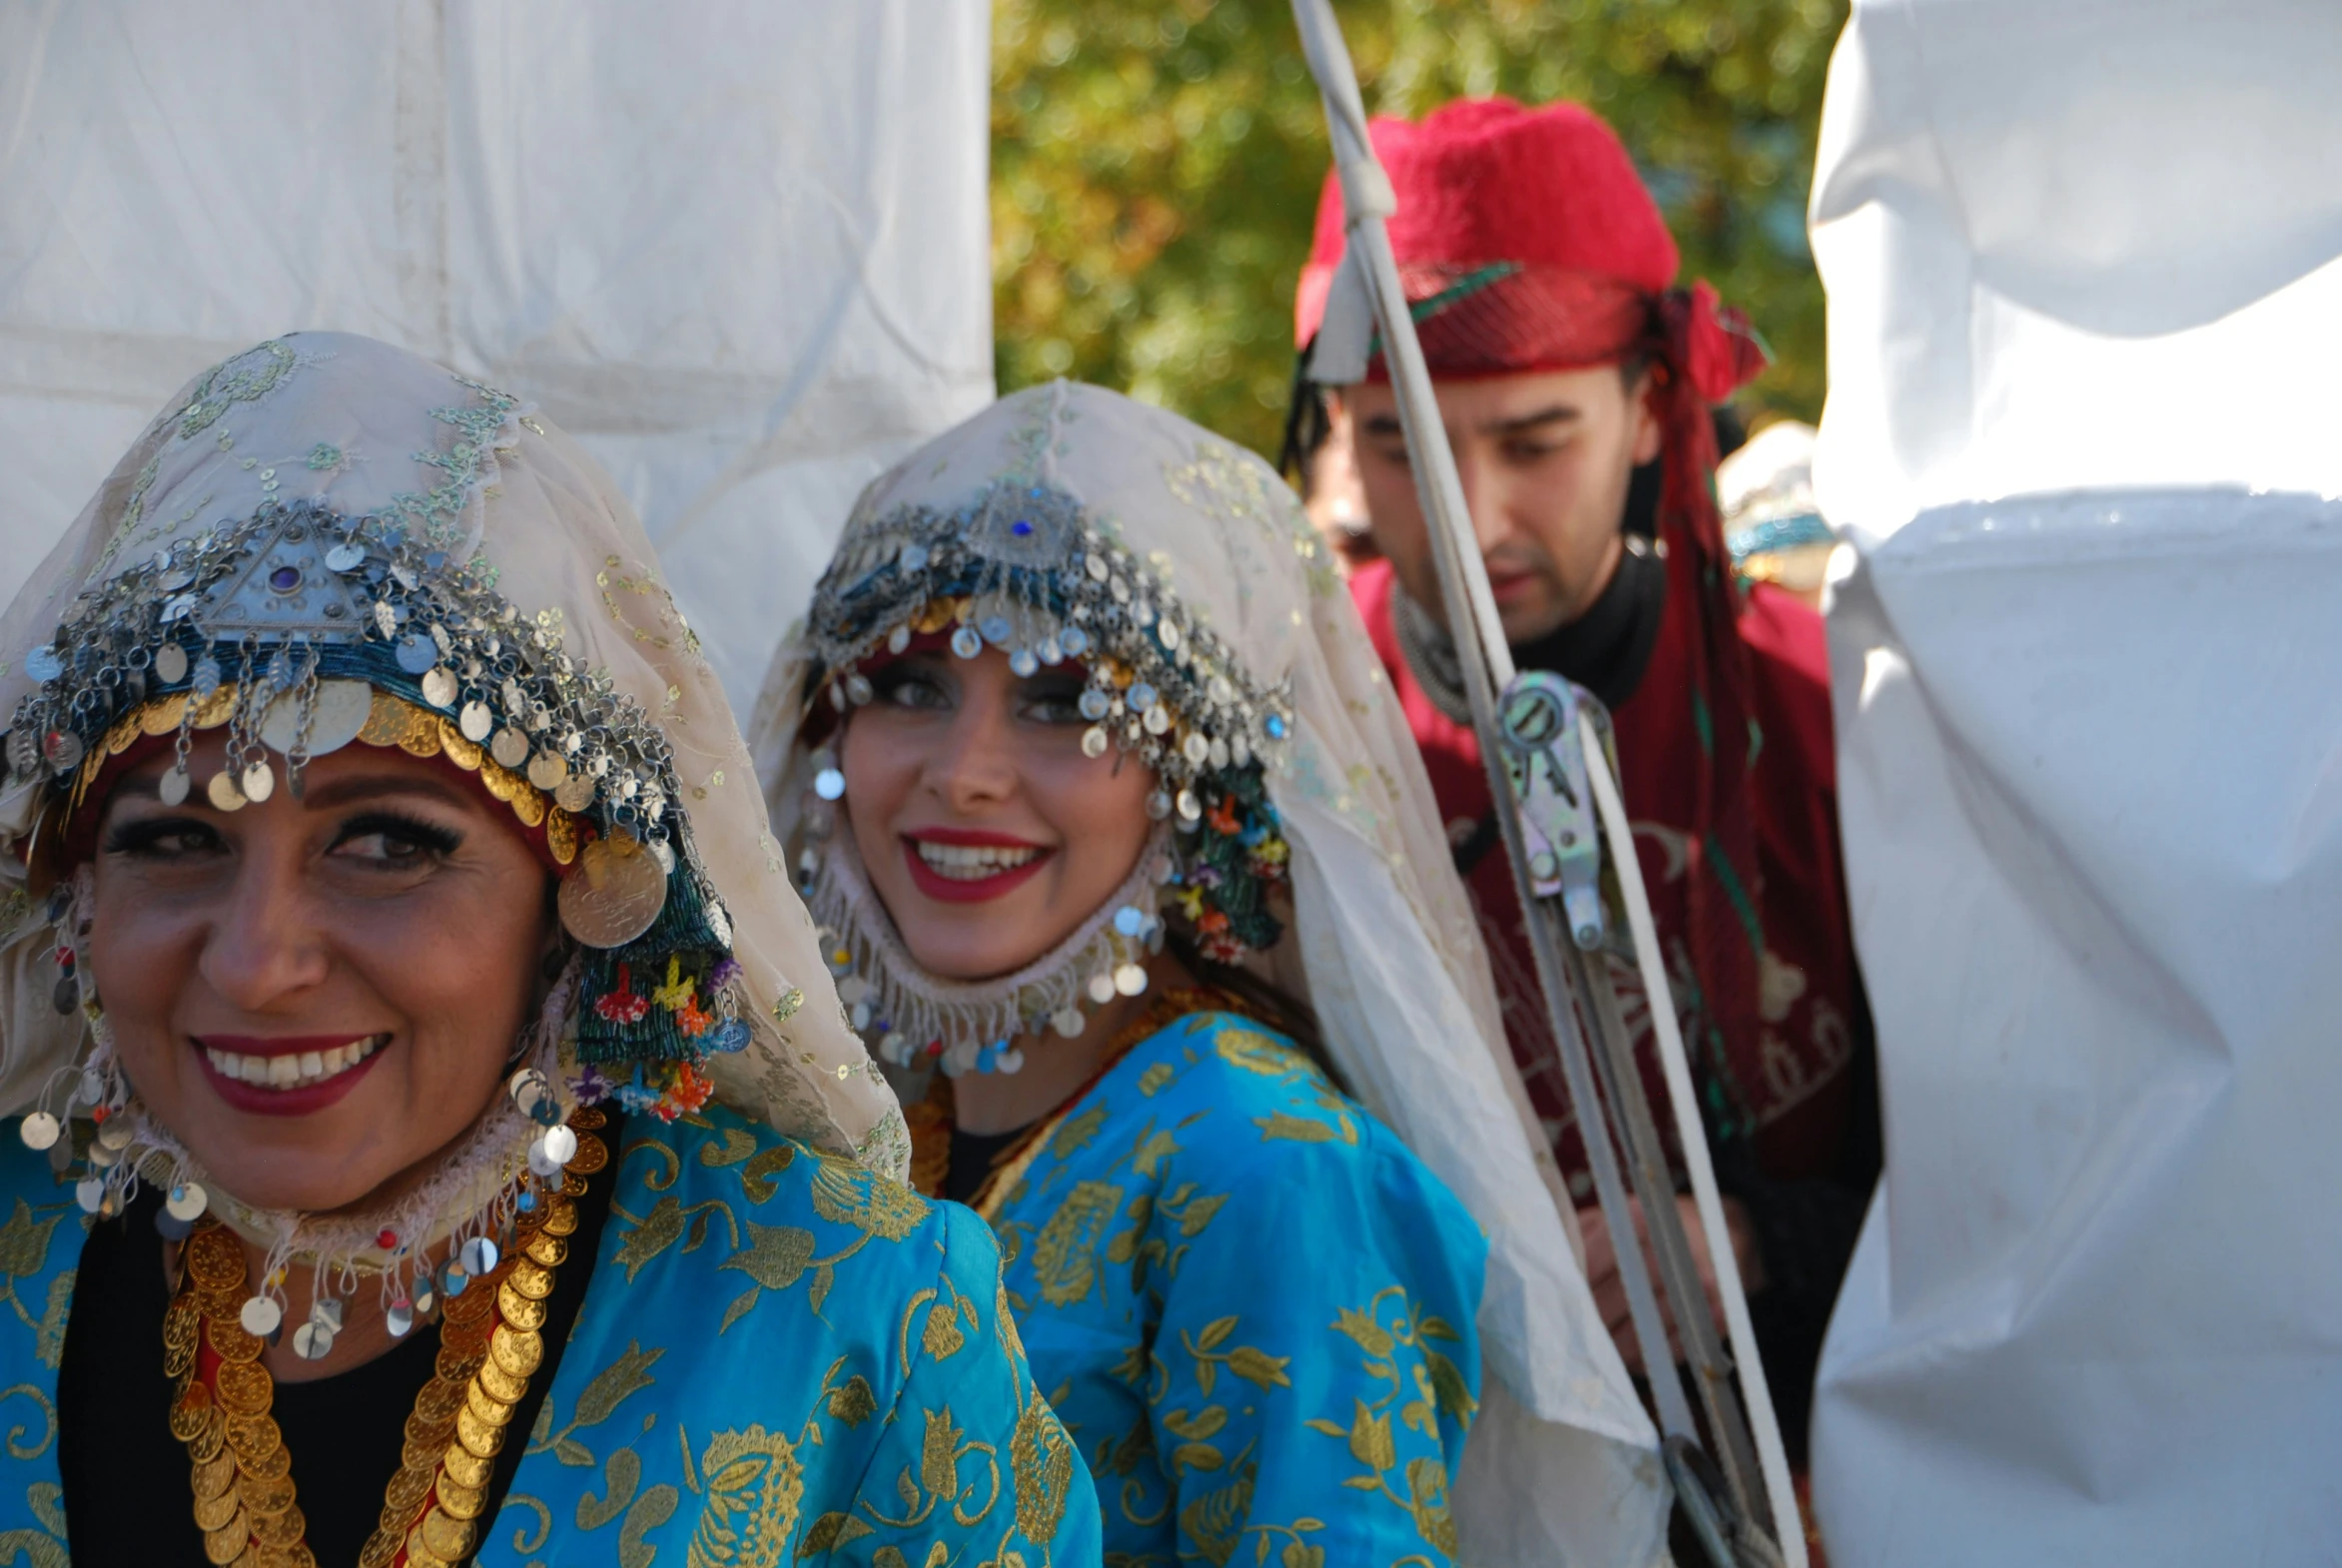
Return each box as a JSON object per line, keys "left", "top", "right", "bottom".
{"left": 519, "top": 1115, "right": 1074, "bottom": 1564}
{"left": 1299, "top": 1285, "right": 1477, "bottom": 1560}
{"left": 686, "top": 1424, "right": 805, "bottom": 1565}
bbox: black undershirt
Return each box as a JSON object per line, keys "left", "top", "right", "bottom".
{"left": 943, "top": 1123, "right": 1033, "bottom": 1206}
{"left": 59, "top": 1119, "right": 620, "bottom": 1568}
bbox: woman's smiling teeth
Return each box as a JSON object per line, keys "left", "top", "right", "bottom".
{"left": 205, "top": 1034, "right": 388, "bottom": 1090}
{"left": 912, "top": 840, "right": 1042, "bottom": 881}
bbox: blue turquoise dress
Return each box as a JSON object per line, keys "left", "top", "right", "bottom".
{"left": 0, "top": 1104, "right": 1100, "bottom": 1566}
{"left": 980, "top": 1010, "right": 1487, "bottom": 1567}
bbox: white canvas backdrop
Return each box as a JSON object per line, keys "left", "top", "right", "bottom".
{"left": 0, "top": 0, "right": 993, "bottom": 711}
{"left": 1808, "top": 0, "right": 2342, "bottom": 1560}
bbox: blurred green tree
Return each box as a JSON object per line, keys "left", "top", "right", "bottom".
{"left": 993, "top": 0, "right": 1844, "bottom": 459}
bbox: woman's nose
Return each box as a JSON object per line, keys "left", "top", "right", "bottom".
{"left": 198, "top": 842, "right": 331, "bottom": 1008}
{"left": 924, "top": 701, "right": 1020, "bottom": 813}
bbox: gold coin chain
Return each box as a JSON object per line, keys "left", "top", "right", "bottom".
{"left": 165, "top": 1109, "right": 609, "bottom": 1568}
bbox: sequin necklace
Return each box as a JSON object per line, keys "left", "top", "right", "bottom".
{"left": 163, "top": 1109, "right": 606, "bottom": 1568}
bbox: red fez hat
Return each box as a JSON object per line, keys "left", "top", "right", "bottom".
{"left": 1295, "top": 97, "right": 1763, "bottom": 399}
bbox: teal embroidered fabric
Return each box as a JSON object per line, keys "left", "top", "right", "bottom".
{"left": 988, "top": 1010, "right": 1488, "bottom": 1567}
{"left": 0, "top": 1105, "right": 1100, "bottom": 1565}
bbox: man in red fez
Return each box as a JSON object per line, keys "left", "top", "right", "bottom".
{"left": 1287, "top": 97, "right": 1876, "bottom": 1461}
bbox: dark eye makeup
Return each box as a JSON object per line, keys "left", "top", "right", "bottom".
{"left": 98, "top": 807, "right": 463, "bottom": 866}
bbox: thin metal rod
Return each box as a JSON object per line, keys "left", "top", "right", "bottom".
{"left": 1584, "top": 721, "right": 1806, "bottom": 1558}
{"left": 1569, "top": 939, "right": 1766, "bottom": 1521}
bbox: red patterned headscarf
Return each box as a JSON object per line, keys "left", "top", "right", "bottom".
{"left": 1297, "top": 97, "right": 1777, "bottom": 1133}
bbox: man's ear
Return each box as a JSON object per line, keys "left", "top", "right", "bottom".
{"left": 1629, "top": 373, "right": 1665, "bottom": 466}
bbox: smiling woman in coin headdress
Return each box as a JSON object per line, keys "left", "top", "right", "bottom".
{"left": 751, "top": 382, "right": 1668, "bottom": 1568}
{"left": 0, "top": 333, "right": 1096, "bottom": 1566}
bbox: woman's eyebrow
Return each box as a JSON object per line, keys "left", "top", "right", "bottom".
{"left": 282, "top": 772, "right": 480, "bottom": 813}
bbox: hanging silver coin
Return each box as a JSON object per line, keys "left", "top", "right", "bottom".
{"left": 22, "top": 646, "right": 61, "bottom": 682}
{"left": 459, "top": 701, "right": 493, "bottom": 742}
{"left": 261, "top": 680, "right": 370, "bottom": 756}
{"left": 557, "top": 831, "right": 669, "bottom": 948}
{"left": 97, "top": 1116, "right": 134, "bottom": 1151}
{"left": 1081, "top": 726, "right": 1110, "bottom": 759}
{"left": 1114, "top": 963, "right": 1150, "bottom": 997}
{"left": 996, "top": 1048, "right": 1026, "bottom": 1075}
{"left": 241, "top": 760, "right": 275, "bottom": 803}
{"left": 395, "top": 633, "right": 437, "bottom": 674}
{"left": 539, "top": 1125, "right": 579, "bottom": 1167}
{"left": 386, "top": 1299, "right": 415, "bottom": 1338}
{"left": 459, "top": 1235, "right": 500, "bottom": 1276}
{"left": 527, "top": 752, "right": 569, "bottom": 790}
{"left": 291, "top": 1321, "right": 334, "bottom": 1360}
{"left": 207, "top": 770, "right": 247, "bottom": 812}
{"left": 42, "top": 730, "right": 83, "bottom": 770}
{"left": 154, "top": 643, "right": 189, "bottom": 685}
{"left": 326, "top": 542, "right": 367, "bottom": 572}
{"left": 158, "top": 764, "right": 191, "bottom": 807}
{"left": 74, "top": 1177, "right": 103, "bottom": 1213}
{"left": 490, "top": 727, "right": 530, "bottom": 769}
{"left": 554, "top": 774, "right": 596, "bottom": 813}
{"left": 1050, "top": 1007, "right": 1086, "bottom": 1038}
{"left": 17, "top": 1113, "right": 58, "bottom": 1152}
{"left": 165, "top": 1181, "right": 208, "bottom": 1221}
{"left": 421, "top": 666, "right": 457, "bottom": 709}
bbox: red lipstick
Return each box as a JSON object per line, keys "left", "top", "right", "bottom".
{"left": 900, "top": 830, "right": 1053, "bottom": 904}
{"left": 191, "top": 1033, "right": 389, "bottom": 1118}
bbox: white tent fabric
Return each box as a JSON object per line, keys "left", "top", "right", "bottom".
{"left": 1809, "top": 1, "right": 2342, "bottom": 1560}
{"left": 0, "top": 0, "right": 992, "bottom": 712}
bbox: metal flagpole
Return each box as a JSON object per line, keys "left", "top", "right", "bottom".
{"left": 1284, "top": 4, "right": 1808, "bottom": 1563}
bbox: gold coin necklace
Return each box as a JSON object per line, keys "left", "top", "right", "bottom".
{"left": 164, "top": 1109, "right": 607, "bottom": 1568}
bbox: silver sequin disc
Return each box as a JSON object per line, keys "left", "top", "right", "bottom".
{"left": 326, "top": 542, "right": 367, "bottom": 572}
{"left": 539, "top": 1125, "right": 579, "bottom": 1167}
{"left": 1087, "top": 972, "right": 1117, "bottom": 1006}
{"left": 421, "top": 666, "right": 457, "bottom": 709}
{"left": 1050, "top": 1008, "right": 1087, "bottom": 1039}
{"left": 459, "top": 1235, "right": 500, "bottom": 1276}
{"left": 1114, "top": 964, "right": 1150, "bottom": 997}
{"left": 386, "top": 1300, "right": 415, "bottom": 1338}
{"left": 154, "top": 644, "right": 189, "bottom": 684}
{"left": 206, "top": 770, "right": 247, "bottom": 812}
{"left": 241, "top": 760, "right": 275, "bottom": 803}
{"left": 240, "top": 1295, "right": 283, "bottom": 1336}
{"left": 490, "top": 728, "right": 530, "bottom": 769}
{"left": 291, "top": 1321, "right": 334, "bottom": 1360}
{"left": 158, "top": 765, "right": 191, "bottom": 807}
{"left": 17, "top": 1113, "right": 58, "bottom": 1152}
{"left": 459, "top": 701, "right": 493, "bottom": 742}
{"left": 165, "top": 1182, "right": 208, "bottom": 1221}
{"left": 1081, "top": 726, "right": 1109, "bottom": 759}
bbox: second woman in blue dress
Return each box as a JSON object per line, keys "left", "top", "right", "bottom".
{"left": 753, "top": 382, "right": 1669, "bottom": 1566}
